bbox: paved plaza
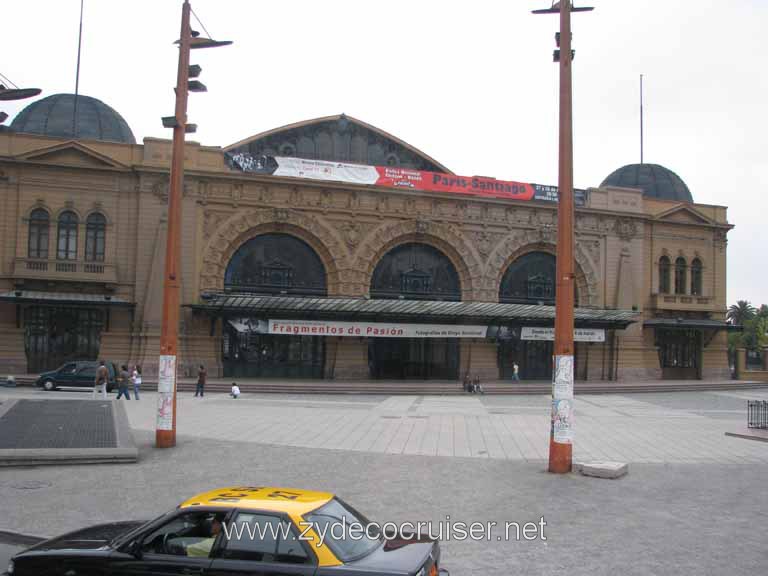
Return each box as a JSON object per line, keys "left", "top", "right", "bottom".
{"left": 1, "top": 386, "right": 767, "bottom": 575}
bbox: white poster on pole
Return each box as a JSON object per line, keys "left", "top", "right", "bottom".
{"left": 156, "top": 355, "right": 176, "bottom": 431}
{"left": 553, "top": 355, "right": 574, "bottom": 400}
{"left": 552, "top": 399, "right": 574, "bottom": 444}
{"left": 158, "top": 355, "right": 176, "bottom": 393}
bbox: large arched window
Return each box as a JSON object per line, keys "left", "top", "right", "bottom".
{"left": 500, "top": 252, "right": 557, "bottom": 304}
{"left": 85, "top": 213, "right": 106, "bottom": 262}
{"left": 224, "top": 233, "right": 327, "bottom": 295}
{"left": 658, "top": 256, "right": 671, "bottom": 294}
{"left": 56, "top": 211, "right": 79, "bottom": 260}
{"left": 690, "top": 258, "right": 703, "bottom": 296}
{"left": 28, "top": 208, "right": 50, "bottom": 259}
{"left": 674, "top": 257, "right": 687, "bottom": 295}
{"left": 371, "top": 243, "right": 461, "bottom": 300}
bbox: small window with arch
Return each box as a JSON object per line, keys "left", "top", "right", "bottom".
{"left": 28, "top": 208, "right": 50, "bottom": 259}
{"left": 658, "top": 255, "right": 671, "bottom": 294}
{"left": 85, "top": 212, "right": 106, "bottom": 262}
{"left": 674, "top": 256, "right": 687, "bottom": 295}
{"left": 690, "top": 258, "right": 703, "bottom": 296}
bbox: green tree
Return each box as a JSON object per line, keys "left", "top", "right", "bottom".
{"left": 727, "top": 300, "right": 757, "bottom": 325}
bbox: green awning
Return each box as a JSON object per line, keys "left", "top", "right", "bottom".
{"left": 189, "top": 293, "right": 639, "bottom": 329}
{"left": 0, "top": 290, "right": 134, "bottom": 307}
{"left": 644, "top": 318, "right": 739, "bottom": 331}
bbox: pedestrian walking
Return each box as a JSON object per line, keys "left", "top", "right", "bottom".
{"left": 195, "top": 364, "right": 206, "bottom": 397}
{"left": 116, "top": 364, "right": 131, "bottom": 400}
{"left": 230, "top": 382, "right": 241, "bottom": 399}
{"left": 92, "top": 360, "right": 109, "bottom": 399}
{"left": 131, "top": 365, "right": 142, "bottom": 400}
{"left": 511, "top": 361, "right": 520, "bottom": 382}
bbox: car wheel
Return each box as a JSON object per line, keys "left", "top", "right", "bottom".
{"left": 43, "top": 379, "right": 56, "bottom": 391}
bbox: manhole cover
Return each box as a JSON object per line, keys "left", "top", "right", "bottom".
{"left": 11, "top": 480, "right": 52, "bottom": 490}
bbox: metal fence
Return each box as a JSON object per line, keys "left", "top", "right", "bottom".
{"left": 747, "top": 400, "right": 768, "bottom": 429}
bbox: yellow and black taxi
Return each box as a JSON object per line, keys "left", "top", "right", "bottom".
{"left": 6, "top": 486, "right": 449, "bottom": 576}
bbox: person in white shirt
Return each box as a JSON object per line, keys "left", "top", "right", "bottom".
{"left": 230, "top": 383, "right": 241, "bottom": 399}
{"left": 512, "top": 361, "right": 520, "bottom": 381}
{"left": 131, "top": 365, "right": 142, "bottom": 400}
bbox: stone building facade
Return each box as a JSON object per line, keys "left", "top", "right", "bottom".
{"left": 0, "top": 96, "right": 733, "bottom": 382}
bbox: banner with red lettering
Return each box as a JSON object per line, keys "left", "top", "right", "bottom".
{"left": 226, "top": 153, "right": 586, "bottom": 205}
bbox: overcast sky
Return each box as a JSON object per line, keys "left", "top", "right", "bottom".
{"left": 3, "top": 0, "right": 766, "bottom": 308}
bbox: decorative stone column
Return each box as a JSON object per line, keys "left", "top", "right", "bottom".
{"left": 735, "top": 348, "right": 746, "bottom": 379}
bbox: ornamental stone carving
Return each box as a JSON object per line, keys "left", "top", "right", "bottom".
{"left": 353, "top": 219, "right": 484, "bottom": 299}
{"left": 200, "top": 208, "right": 348, "bottom": 293}
{"left": 484, "top": 231, "right": 600, "bottom": 307}
{"left": 615, "top": 217, "right": 638, "bottom": 241}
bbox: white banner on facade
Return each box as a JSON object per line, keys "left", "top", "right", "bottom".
{"left": 269, "top": 319, "right": 488, "bottom": 338}
{"left": 271, "top": 157, "right": 379, "bottom": 185}
{"left": 521, "top": 327, "right": 605, "bottom": 342}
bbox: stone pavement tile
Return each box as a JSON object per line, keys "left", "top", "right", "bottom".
{"left": 335, "top": 414, "right": 378, "bottom": 451}
{"left": 385, "top": 417, "right": 415, "bottom": 454}
{"left": 417, "top": 415, "right": 441, "bottom": 456}
{"left": 452, "top": 415, "right": 471, "bottom": 458}
{"left": 369, "top": 418, "right": 403, "bottom": 453}
{"left": 489, "top": 413, "right": 524, "bottom": 459}
{"left": 402, "top": 417, "right": 428, "bottom": 455}
{"left": 350, "top": 417, "right": 388, "bottom": 452}
{"left": 437, "top": 415, "right": 454, "bottom": 457}
{"left": 322, "top": 412, "right": 371, "bottom": 450}
{"left": 466, "top": 415, "right": 489, "bottom": 458}
{"left": 477, "top": 416, "right": 506, "bottom": 459}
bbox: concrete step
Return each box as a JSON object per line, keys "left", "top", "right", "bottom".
{"left": 9, "top": 376, "right": 768, "bottom": 396}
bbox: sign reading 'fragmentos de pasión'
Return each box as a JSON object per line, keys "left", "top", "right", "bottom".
{"left": 269, "top": 319, "right": 488, "bottom": 338}
{"left": 226, "top": 153, "right": 586, "bottom": 206}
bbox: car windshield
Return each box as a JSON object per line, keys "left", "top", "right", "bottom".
{"left": 303, "top": 498, "right": 381, "bottom": 562}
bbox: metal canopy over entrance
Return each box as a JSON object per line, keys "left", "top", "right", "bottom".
{"left": 191, "top": 294, "right": 638, "bottom": 328}
{"left": 644, "top": 318, "right": 737, "bottom": 380}
{"left": 0, "top": 291, "right": 134, "bottom": 373}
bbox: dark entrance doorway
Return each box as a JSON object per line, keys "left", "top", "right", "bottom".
{"left": 223, "top": 327, "right": 325, "bottom": 379}
{"left": 656, "top": 328, "right": 702, "bottom": 379}
{"left": 369, "top": 338, "right": 459, "bottom": 380}
{"left": 498, "top": 338, "right": 554, "bottom": 380}
{"left": 24, "top": 307, "right": 103, "bottom": 373}
{"left": 222, "top": 233, "right": 328, "bottom": 378}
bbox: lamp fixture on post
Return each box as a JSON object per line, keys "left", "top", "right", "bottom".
{"left": 0, "top": 74, "right": 42, "bottom": 126}
{"left": 532, "top": 0, "right": 593, "bottom": 474}
{"left": 155, "top": 0, "right": 231, "bottom": 449}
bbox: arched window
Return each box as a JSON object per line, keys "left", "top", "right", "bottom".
{"left": 674, "top": 257, "right": 687, "bottom": 295}
{"left": 85, "top": 213, "right": 106, "bottom": 262}
{"left": 224, "top": 233, "right": 327, "bottom": 296}
{"left": 57, "top": 211, "right": 79, "bottom": 260}
{"left": 658, "top": 256, "right": 671, "bottom": 294}
{"left": 28, "top": 208, "right": 50, "bottom": 259}
{"left": 500, "top": 252, "right": 557, "bottom": 304}
{"left": 371, "top": 243, "right": 461, "bottom": 301}
{"left": 690, "top": 258, "right": 703, "bottom": 296}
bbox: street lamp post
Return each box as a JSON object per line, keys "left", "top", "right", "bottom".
{"left": 533, "top": 1, "right": 592, "bottom": 473}
{"left": 156, "top": 0, "right": 230, "bottom": 448}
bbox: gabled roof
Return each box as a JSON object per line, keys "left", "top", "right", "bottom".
{"left": 652, "top": 204, "right": 717, "bottom": 226}
{"left": 10, "top": 140, "right": 130, "bottom": 171}
{"left": 225, "top": 114, "right": 452, "bottom": 174}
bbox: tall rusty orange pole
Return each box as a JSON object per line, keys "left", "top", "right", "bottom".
{"left": 533, "top": 1, "right": 592, "bottom": 473}
{"left": 156, "top": 0, "right": 192, "bottom": 448}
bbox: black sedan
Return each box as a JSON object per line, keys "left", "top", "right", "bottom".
{"left": 6, "top": 486, "right": 449, "bottom": 576}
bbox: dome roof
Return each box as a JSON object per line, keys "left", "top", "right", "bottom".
{"left": 10, "top": 93, "right": 136, "bottom": 144}
{"left": 600, "top": 163, "right": 692, "bottom": 203}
